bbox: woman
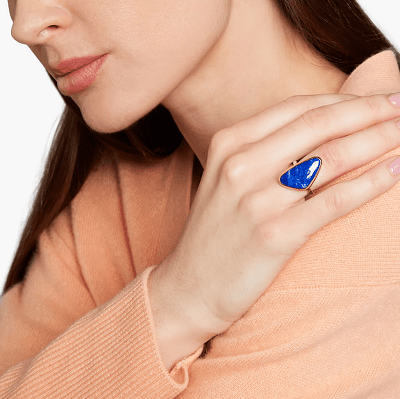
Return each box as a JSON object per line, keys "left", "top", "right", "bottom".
{"left": 1, "top": 0, "right": 400, "bottom": 397}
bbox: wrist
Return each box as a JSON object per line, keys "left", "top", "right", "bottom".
{"left": 148, "top": 264, "right": 209, "bottom": 372}
{"left": 155, "top": 258, "right": 233, "bottom": 343}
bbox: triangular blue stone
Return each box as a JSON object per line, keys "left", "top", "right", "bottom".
{"left": 279, "top": 157, "right": 321, "bottom": 190}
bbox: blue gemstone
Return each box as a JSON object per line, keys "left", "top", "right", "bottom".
{"left": 279, "top": 157, "right": 321, "bottom": 190}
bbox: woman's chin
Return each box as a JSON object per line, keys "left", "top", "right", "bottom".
{"left": 74, "top": 89, "right": 162, "bottom": 133}
{"left": 79, "top": 105, "right": 145, "bottom": 134}
{"left": 84, "top": 117, "right": 130, "bottom": 134}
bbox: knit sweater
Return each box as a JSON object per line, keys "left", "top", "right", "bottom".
{"left": 1, "top": 49, "right": 400, "bottom": 398}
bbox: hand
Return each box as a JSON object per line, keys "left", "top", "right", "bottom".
{"left": 158, "top": 93, "right": 400, "bottom": 339}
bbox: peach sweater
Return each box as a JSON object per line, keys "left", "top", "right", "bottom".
{"left": 1, "top": 50, "right": 400, "bottom": 398}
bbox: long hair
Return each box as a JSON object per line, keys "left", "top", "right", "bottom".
{"left": 2, "top": 0, "right": 399, "bottom": 298}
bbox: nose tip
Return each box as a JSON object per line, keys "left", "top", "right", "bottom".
{"left": 11, "top": 7, "right": 72, "bottom": 46}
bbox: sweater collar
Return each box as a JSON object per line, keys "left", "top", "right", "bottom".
{"left": 339, "top": 50, "right": 400, "bottom": 96}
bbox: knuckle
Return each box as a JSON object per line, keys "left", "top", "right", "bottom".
{"left": 255, "top": 221, "right": 292, "bottom": 258}
{"left": 301, "top": 106, "right": 332, "bottom": 130}
{"left": 284, "top": 94, "right": 308, "bottom": 108}
{"left": 208, "top": 129, "right": 230, "bottom": 159}
{"left": 323, "top": 189, "right": 346, "bottom": 214}
{"left": 364, "top": 95, "right": 385, "bottom": 117}
{"left": 221, "top": 153, "right": 247, "bottom": 185}
{"left": 318, "top": 141, "right": 344, "bottom": 169}
{"left": 255, "top": 222, "right": 279, "bottom": 251}
{"left": 375, "top": 122, "right": 397, "bottom": 148}
{"left": 369, "top": 170, "right": 386, "bottom": 192}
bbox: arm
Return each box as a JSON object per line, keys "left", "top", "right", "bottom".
{"left": 0, "top": 209, "right": 204, "bottom": 398}
{"left": 171, "top": 151, "right": 400, "bottom": 398}
{"left": 148, "top": 262, "right": 226, "bottom": 373}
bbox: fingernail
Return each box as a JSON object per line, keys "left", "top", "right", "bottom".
{"left": 388, "top": 93, "right": 400, "bottom": 107}
{"left": 388, "top": 156, "right": 400, "bottom": 175}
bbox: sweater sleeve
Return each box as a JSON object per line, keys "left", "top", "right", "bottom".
{"left": 0, "top": 208, "right": 204, "bottom": 398}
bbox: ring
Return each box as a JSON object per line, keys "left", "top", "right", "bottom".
{"left": 278, "top": 156, "right": 322, "bottom": 196}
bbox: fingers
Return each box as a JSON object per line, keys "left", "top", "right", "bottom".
{"left": 213, "top": 103, "right": 400, "bottom": 205}
{"left": 204, "top": 94, "right": 360, "bottom": 196}
{"left": 280, "top": 155, "right": 400, "bottom": 240}
{"left": 206, "top": 94, "right": 359, "bottom": 174}
{"left": 265, "top": 93, "right": 400, "bottom": 171}
{"left": 304, "top": 117, "right": 400, "bottom": 191}
{"left": 224, "top": 93, "right": 359, "bottom": 148}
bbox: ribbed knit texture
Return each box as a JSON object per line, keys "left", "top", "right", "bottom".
{"left": 1, "top": 50, "right": 399, "bottom": 398}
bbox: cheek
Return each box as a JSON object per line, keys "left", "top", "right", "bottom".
{"left": 127, "top": 0, "right": 231, "bottom": 64}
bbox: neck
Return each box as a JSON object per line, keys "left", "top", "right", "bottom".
{"left": 161, "top": 0, "right": 348, "bottom": 169}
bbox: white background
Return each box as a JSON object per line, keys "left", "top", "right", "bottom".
{"left": 1, "top": 1, "right": 399, "bottom": 290}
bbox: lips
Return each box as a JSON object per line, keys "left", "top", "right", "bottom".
{"left": 56, "top": 54, "right": 108, "bottom": 96}
{"left": 52, "top": 54, "right": 106, "bottom": 77}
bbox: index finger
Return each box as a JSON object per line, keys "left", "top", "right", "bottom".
{"left": 218, "top": 94, "right": 360, "bottom": 151}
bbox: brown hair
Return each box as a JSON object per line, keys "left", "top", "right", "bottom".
{"left": 2, "top": 0, "right": 399, "bottom": 300}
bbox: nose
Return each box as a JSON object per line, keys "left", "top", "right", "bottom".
{"left": 11, "top": 2, "right": 72, "bottom": 46}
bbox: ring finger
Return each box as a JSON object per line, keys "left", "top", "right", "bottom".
{"left": 280, "top": 116, "right": 400, "bottom": 198}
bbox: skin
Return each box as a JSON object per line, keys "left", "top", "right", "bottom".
{"left": 8, "top": 0, "right": 348, "bottom": 169}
